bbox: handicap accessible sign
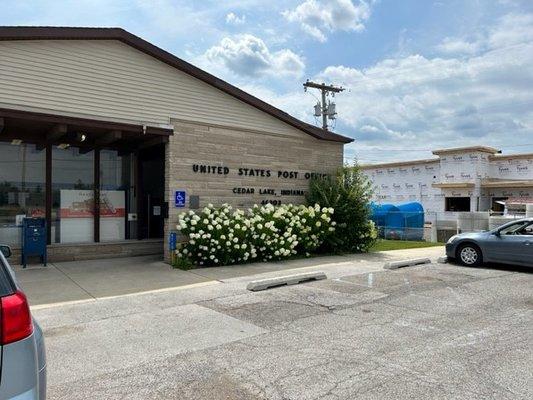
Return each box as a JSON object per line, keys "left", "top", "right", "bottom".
{"left": 175, "top": 190, "right": 186, "bottom": 208}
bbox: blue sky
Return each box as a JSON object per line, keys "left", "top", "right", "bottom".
{"left": 1, "top": 0, "right": 533, "bottom": 163}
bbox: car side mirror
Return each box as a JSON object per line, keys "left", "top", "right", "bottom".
{"left": 0, "top": 245, "right": 12, "bottom": 258}
{"left": 493, "top": 231, "right": 501, "bottom": 237}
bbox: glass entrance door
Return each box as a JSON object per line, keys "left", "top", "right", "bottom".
{"left": 138, "top": 145, "right": 165, "bottom": 239}
{"left": 99, "top": 150, "right": 135, "bottom": 241}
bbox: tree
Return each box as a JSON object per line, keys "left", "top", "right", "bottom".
{"left": 306, "top": 163, "right": 377, "bottom": 253}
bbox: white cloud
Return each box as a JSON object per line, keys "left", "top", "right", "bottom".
{"left": 245, "top": 12, "right": 533, "bottom": 163}
{"left": 238, "top": 84, "right": 312, "bottom": 121}
{"left": 319, "top": 17, "right": 533, "bottom": 161}
{"left": 282, "top": 0, "right": 374, "bottom": 42}
{"left": 203, "top": 34, "right": 305, "bottom": 78}
{"left": 134, "top": 0, "right": 217, "bottom": 36}
{"left": 488, "top": 13, "right": 533, "bottom": 48}
{"left": 436, "top": 37, "right": 483, "bottom": 55}
{"left": 436, "top": 13, "right": 533, "bottom": 56}
{"left": 225, "top": 12, "right": 246, "bottom": 25}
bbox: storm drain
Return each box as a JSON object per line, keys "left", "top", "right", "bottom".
{"left": 246, "top": 271, "right": 327, "bottom": 292}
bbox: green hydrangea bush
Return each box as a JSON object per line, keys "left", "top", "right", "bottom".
{"left": 174, "top": 203, "right": 335, "bottom": 268}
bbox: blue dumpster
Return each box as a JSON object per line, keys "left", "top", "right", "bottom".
{"left": 397, "top": 202, "right": 425, "bottom": 240}
{"left": 370, "top": 203, "right": 406, "bottom": 239}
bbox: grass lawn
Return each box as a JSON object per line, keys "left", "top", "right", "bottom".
{"left": 370, "top": 239, "right": 444, "bottom": 252}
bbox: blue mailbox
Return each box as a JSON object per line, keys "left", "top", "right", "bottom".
{"left": 21, "top": 217, "right": 47, "bottom": 267}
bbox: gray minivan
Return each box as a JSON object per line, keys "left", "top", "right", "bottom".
{"left": 0, "top": 245, "right": 46, "bottom": 400}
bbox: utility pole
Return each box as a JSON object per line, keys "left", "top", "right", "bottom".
{"left": 303, "top": 80, "right": 345, "bottom": 130}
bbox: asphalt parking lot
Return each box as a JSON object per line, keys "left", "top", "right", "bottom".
{"left": 33, "top": 259, "right": 532, "bottom": 400}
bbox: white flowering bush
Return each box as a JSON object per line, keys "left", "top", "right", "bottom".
{"left": 174, "top": 203, "right": 335, "bottom": 267}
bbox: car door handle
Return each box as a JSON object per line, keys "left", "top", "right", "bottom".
{"left": 524, "top": 241, "right": 532, "bottom": 246}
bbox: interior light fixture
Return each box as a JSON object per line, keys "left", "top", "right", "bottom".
{"left": 11, "top": 139, "right": 23, "bottom": 145}
{"left": 78, "top": 133, "right": 87, "bottom": 142}
{"left": 57, "top": 143, "right": 70, "bottom": 149}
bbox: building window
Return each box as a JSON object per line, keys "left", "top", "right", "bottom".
{"left": 99, "top": 150, "right": 135, "bottom": 241}
{"left": 445, "top": 197, "right": 471, "bottom": 212}
{"left": 0, "top": 143, "right": 46, "bottom": 247}
{"left": 0, "top": 139, "right": 146, "bottom": 247}
{"left": 491, "top": 197, "right": 507, "bottom": 214}
{"left": 51, "top": 147, "right": 94, "bottom": 243}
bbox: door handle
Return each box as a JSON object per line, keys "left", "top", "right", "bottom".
{"left": 524, "top": 241, "right": 532, "bottom": 246}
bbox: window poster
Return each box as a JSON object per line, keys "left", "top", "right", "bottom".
{"left": 59, "top": 190, "right": 125, "bottom": 243}
{"left": 100, "top": 190, "right": 126, "bottom": 241}
{"left": 60, "top": 189, "right": 94, "bottom": 243}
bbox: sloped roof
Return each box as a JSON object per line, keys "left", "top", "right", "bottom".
{"left": 0, "top": 26, "right": 353, "bottom": 144}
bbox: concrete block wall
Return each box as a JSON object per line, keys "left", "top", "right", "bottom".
{"left": 11, "top": 239, "right": 163, "bottom": 264}
{"left": 163, "top": 120, "right": 345, "bottom": 261}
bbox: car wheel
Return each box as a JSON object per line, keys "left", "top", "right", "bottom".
{"left": 457, "top": 243, "right": 482, "bottom": 266}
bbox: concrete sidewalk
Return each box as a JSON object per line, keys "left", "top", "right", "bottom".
{"left": 14, "top": 256, "right": 212, "bottom": 306}
{"left": 13, "top": 246, "right": 445, "bottom": 306}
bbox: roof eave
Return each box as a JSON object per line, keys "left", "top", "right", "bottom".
{"left": 0, "top": 26, "right": 353, "bottom": 144}
{"left": 359, "top": 158, "right": 439, "bottom": 170}
{"left": 432, "top": 146, "right": 500, "bottom": 155}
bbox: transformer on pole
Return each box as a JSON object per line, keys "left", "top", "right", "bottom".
{"left": 303, "top": 80, "right": 345, "bottom": 131}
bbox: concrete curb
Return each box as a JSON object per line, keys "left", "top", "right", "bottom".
{"left": 383, "top": 258, "right": 431, "bottom": 270}
{"left": 437, "top": 256, "right": 448, "bottom": 264}
{"left": 247, "top": 271, "right": 327, "bottom": 291}
{"left": 30, "top": 280, "right": 220, "bottom": 311}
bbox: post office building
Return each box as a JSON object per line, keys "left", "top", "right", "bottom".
{"left": 0, "top": 27, "right": 351, "bottom": 261}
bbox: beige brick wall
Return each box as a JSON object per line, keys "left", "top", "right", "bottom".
{"left": 163, "top": 120, "right": 345, "bottom": 260}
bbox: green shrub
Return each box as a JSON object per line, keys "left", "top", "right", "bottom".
{"left": 175, "top": 203, "right": 335, "bottom": 267}
{"left": 306, "top": 164, "right": 377, "bottom": 253}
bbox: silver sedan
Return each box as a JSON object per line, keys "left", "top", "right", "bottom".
{"left": 446, "top": 218, "right": 533, "bottom": 267}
